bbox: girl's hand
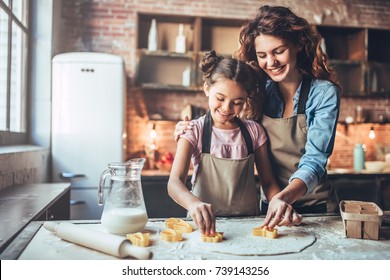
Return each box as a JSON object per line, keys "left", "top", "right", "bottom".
{"left": 174, "top": 116, "right": 194, "bottom": 142}
{"left": 188, "top": 201, "right": 216, "bottom": 235}
{"left": 262, "top": 197, "right": 302, "bottom": 229}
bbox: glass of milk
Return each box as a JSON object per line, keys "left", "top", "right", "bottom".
{"left": 98, "top": 158, "right": 148, "bottom": 235}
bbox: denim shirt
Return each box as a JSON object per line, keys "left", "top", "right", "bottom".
{"left": 264, "top": 79, "right": 340, "bottom": 193}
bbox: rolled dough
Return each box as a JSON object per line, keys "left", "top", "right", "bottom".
{"left": 188, "top": 220, "right": 316, "bottom": 256}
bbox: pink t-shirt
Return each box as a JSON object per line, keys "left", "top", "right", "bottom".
{"left": 180, "top": 115, "right": 267, "bottom": 184}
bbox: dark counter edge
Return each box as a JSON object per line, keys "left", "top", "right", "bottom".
{"left": 0, "top": 183, "right": 70, "bottom": 255}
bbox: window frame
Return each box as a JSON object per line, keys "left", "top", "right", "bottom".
{"left": 0, "top": 0, "right": 29, "bottom": 145}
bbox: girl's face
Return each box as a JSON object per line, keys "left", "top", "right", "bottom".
{"left": 204, "top": 79, "right": 247, "bottom": 128}
{"left": 254, "top": 34, "right": 300, "bottom": 83}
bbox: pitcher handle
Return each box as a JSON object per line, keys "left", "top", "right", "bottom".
{"left": 98, "top": 169, "right": 110, "bottom": 205}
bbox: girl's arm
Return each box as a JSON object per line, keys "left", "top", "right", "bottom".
{"left": 167, "top": 138, "right": 215, "bottom": 235}
{"left": 254, "top": 143, "right": 303, "bottom": 228}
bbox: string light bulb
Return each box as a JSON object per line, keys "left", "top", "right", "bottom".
{"left": 149, "top": 123, "right": 157, "bottom": 140}
{"left": 369, "top": 126, "right": 375, "bottom": 139}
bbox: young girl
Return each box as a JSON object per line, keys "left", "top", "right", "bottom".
{"left": 167, "top": 51, "right": 282, "bottom": 235}
{"left": 175, "top": 5, "right": 340, "bottom": 229}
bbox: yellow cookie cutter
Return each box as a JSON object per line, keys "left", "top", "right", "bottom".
{"left": 252, "top": 225, "right": 278, "bottom": 239}
{"left": 161, "top": 229, "right": 183, "bottom": 242}
{"left": 126, "top": 232, "right": 150, "bottom": 247}
{"left": 165, "top": 217, "right": 193, "bottom": 233}
{"left": 201, "top": 232, "right": 224, "bottom": 243}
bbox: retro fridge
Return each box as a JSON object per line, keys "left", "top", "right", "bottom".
{"left": 51, "top": 52, "right": 126, "bottom": 219}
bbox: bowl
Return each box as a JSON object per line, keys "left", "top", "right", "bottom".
{"left": 364, "top": 161, "right": 385, "bottom": 172}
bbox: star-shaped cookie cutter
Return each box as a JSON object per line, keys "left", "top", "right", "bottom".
{"left": 126, "top": 232, "right": 150, "bottom": 247}
{"left": 252, "top": 225, "right": 278, "bottom": 238}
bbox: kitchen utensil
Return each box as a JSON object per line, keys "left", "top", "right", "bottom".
{"left": 98, "top": 158, "right": 148, "bottom": 234}
{"left": 365, "top": 161, "right": 385, "bottom": 172}
{"left": 43, "top": 221, "right": 152, "bottom": 259}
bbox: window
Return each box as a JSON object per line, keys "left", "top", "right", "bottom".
{"left": 0, "top": 0, "right": 28, "bottom": 144}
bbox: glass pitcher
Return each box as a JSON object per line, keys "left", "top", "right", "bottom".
{"left": 98, "top": 158, "right": 148, "bottom": 234}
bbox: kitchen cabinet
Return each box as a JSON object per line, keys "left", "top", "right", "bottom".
{"left": 329, "top": 172, "right": 390, "bottom": 211}
{"left": 136, "top": 14, "right": 390, "bottom": 110}
{"left": 136, "top": 14, "right": 243, "bottom": 95}
{"left": 142, "top": 174, "right": 192, "bottom": 218}
{"left": 316, "top": 26, "right": 390, "bottom": 97}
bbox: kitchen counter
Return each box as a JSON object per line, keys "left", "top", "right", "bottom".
{"left": 2, "top": 213, "right": 390, "bottom": 260}
{"left": 0, "top": 183, "right": 70, "bottom": 254}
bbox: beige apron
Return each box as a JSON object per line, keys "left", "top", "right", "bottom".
{"left": 191, "top": 112, "right": 260, "bottom": 216}
{"left": 261, "top": 77, "right": 336, "bottom": 213}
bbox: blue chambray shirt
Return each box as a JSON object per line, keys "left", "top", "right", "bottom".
{"left": 264, "top": 79, "right": 340, "bottom": 194}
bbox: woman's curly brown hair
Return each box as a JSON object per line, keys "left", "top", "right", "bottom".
{"left": 234, "top": 5, "right": 340, "bottom": 89}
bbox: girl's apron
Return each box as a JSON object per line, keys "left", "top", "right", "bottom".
{"left": 261, "top": 77, "right": 336, "bottom": 213}
{"left": 191, "top": 112, "right": 260, "bottom": 216}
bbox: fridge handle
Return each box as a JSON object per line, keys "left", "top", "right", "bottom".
{"left": 59, "top": 172, "right": 86, "bottom": 180}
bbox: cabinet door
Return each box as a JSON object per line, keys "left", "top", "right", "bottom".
{"left": 36, "top": 188, "right": 71, "bottom": 221}
{"left": 331, "top": 178, "right": 382, "bottom": 207}
{"left": 142, "top": 177, "right": 191, "bottom": 218}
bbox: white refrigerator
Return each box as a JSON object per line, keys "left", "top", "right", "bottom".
{"left": 51, "top": 52, "right": 126, "bottom": 220}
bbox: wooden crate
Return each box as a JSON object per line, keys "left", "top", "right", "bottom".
{"left": 340, "top": 200, "right": 383, "bottom": 240}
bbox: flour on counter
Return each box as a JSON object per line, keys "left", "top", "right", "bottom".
{"left": 187, "top": 220, "right": 316, "bottom": 256}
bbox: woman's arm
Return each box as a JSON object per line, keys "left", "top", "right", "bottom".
{"left": 291, "top": 82, "right": 340, "bottom": 193}
{"left": 173, "top": 116, "right": 194, "bottom": 142}
{"left": 254, "top": 143, "right": 303, "bottom": 228}
{"left": 167, "top": 138, "right": 215, "bottom": 235}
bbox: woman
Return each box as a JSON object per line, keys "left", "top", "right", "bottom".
{"left": 175, "top": 5, "right": 340, "bottom": 229}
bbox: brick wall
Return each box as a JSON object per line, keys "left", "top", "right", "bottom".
{"left": 57, "top": 0, "right": 390, "bottom": 169}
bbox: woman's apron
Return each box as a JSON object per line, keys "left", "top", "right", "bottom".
{"left": 261, "top": 77, "right": 336, "bottom": 213}
{"left": 191, "top": 112, "right": 260, "bottom": 216}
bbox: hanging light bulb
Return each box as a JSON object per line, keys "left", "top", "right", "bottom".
{"left": 369, "top": 126, "right": 375, "bottom": 139}
{"left": 149, "top": 123, "right": 157, "bottom": 140}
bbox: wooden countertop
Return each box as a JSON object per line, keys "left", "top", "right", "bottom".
{"left": 0, "top": 183, "right": 70, "bottom": 253}
{"left": 2, "top": 213, "right": 390, "bottom": 260}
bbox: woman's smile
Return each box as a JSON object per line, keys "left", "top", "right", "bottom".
{"left": 268, "top": 65, "right": 286, "bottom": 75}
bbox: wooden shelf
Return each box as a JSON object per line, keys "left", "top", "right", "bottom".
{"left": 135, "top": 13, "right": 390, "bottom": 111}
{"left": 141, "top": 83, "right": 201, "bottom": 92}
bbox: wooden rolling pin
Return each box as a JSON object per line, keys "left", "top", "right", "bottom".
{"left": 43, "top": 221, "right": 152, "bottom": 259}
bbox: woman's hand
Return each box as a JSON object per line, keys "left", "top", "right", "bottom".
{"left": 262, "top": 197, "right": 302, "bottom": 228}
{"left": 174, "top": 116, "right": 194, "bottom": 142}
{"left": 188, "top": 201, "right": 216, "bottom": 235}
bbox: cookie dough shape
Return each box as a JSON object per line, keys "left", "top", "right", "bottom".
{"left": 161, "top": 229, "right": 183, "bottom": 242}
{"left": 127, "top": 232, "right": 150, "bottom": 247}
{"left": 252, "top": 226, "right": 278, "bottom": 238}
{"left": 188, "top": 220, "right": 316, "bottom": 256}
{"left": 201, "top": 232, "right": 224, "bottom": 243}
{"left": 165, "top": 218, "right": 193, "bottom": 233}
